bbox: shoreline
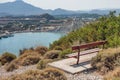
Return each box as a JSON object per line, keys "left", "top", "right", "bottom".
{"left": 0, "top": 31, "right": 65, "bottom": 56}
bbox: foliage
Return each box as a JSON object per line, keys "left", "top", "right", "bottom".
{"left": 35, "top": 46, "right": 48, "bottom": 55}
{"left": 0, "top": 52, "right": 16, "bottom": 65}
{"left": 19, "top": 47, "right": 34, "bottom": 55}
{"left": 37, "top": 59, "right": 52, "bottom": 69}
{"left": 42, "top": 68, "right": 67, "bottom": 80}
{"left": 53, "top": 46, "right": 63, "bottom": 51}
{"left": 5, "top": 52, "right": 41, "bottom": 71}
{"left": 91, "top": 47, "right": 120, "bottom": 74}
{"left": 44, "top": 50, "right": 61, "bottom": 59}
{"left": 104, "top": 67, "right": 120, "bottom": 80}
{"left": 21, "top": 55, "right": 41, "bottom": 66}
{"left": 50, "top": 11, "right": 120, "bottom": 49}
{"left": 18, "top": 52, "right": 41, "bottom": 66}
{"left": 4, "top": 68, "right": 67, "bottom": 80}
{"left": 59, "top": 49, "right": 72, "bottom": 58}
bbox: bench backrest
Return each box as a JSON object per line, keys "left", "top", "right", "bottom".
{"left": 72, "top": 41, "right": 107, "bottom": 50}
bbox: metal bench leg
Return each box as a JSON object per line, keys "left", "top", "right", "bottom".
{"left": 77, "top": 50, "right": 80, "bottom": 64}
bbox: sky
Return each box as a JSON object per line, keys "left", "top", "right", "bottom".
{"left": 0, "top": 0, "right": 120, "bottom": 10}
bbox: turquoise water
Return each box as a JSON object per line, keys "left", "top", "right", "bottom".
{"left": 0, "top": 32, "right": 64, "bottom": 55}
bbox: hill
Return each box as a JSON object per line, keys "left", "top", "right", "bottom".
{"left": 50, "top": 11, "right": 120, "bottom": 49}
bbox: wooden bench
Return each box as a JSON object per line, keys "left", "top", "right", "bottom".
{"left": 66, "top": 41, "right": 107, "bottom": 64}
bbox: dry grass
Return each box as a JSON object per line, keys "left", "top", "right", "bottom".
{"left": 91, "top": 47, "right": 120, "bottom": 74}
{"left": 0, "top": 52, "right": 16, "bottom": 65}
{"left": 5, "top": 52, "right": 41, "bottom": 72}
{"left": 104, "top": 67, "right": 120, "bottom": 80}
{"left": 3, "top": 68, "right": 67, "bottom": 80}
{"left": 37, "top": 59, "right": 53, "bottom": 69}
{"left": 44, "top": 50, "right": 61, "bottom": 59}
{"left": 5, "top": 60, "right": 19, "bottom": 72}
{"left": 35, "top": 46, "right": 48, "bottom": 55}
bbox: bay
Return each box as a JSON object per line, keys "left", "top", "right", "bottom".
{"left": 0, "top": 32, "right": 64, "bottom": 56}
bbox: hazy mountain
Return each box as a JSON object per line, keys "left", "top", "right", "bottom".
{"left": 51, "top": 8, "right": 76, "bottom": 15}
{"left": 0, "top": 0, "right": 46, "bottom": 15}
{"left": 0, "top": 0, "right": 120, "bottom": 16}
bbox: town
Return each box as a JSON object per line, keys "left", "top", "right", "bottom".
{"left": 0, "top": 13, "right": 100, "bottom": 36}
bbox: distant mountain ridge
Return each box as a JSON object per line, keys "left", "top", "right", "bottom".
{"left": 0, "top": 0, "right": 120, "bottom": 16}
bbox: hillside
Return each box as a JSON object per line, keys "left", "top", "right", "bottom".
{"left": 50, "top": 11, "right": 120, "bottom": 49}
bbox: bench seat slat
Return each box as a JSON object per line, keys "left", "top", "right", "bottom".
{"left": 66, "top": 48, "right": 101, "bottom": 58}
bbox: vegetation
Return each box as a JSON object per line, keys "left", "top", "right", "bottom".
{"left": 59, "top": 49, "right": 72, "bottom": 58}
{"left": 5, "top": 51, "right": 41, "bottom": 71}
{"left": 50, "top": 11, "right": 120, "bottom": 50}
{"left": 3, "top": 46, "right": 60, "bottom": 72}
{"left": 104, "top": 67, "right": 120, "bottom": 80}
{"left": 4, "top": 68, "right": 67, "bottom": 80}
{"left": 44, "top": 50, "right": 61, "bottom": 59}
{"left": 91, "top": 47, "right": 120, "bottom": 74}
{"left": 5, "top": 60, "right": 19, "bottom": 72}
{"left": 0, "top": 52, "right": 16, "bottom": 65}
{"left": 37, "top": 59, "right": 52, "bottom": 69}
{"left": 35, "top": 46, "right": 48, "bottom": 55}
{"left": 20, "top": 54, "right": 41, "bottom": 66}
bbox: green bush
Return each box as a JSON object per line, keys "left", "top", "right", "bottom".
{"left": 91, "top": 47, "right": 120, "bottom": 74}
{"left": 35, "top": 46, "right": 48, "bottom": 55}
{"left": 0, "top": 52, "right": 16, "bottom": 65}
{"left": 44, "top": 50, "right": 61, "bottom": 59}
{"left": 59, "top": 49, "right": 72, "bottom": 58}
{"left": 54, "top": 46, "right": 63, "bottom": 51}
{"left": 37, "top": 59, "right": 52, "bottom": 69}
{"left": 50, "top": 12, "right": 120, "bottom": 50}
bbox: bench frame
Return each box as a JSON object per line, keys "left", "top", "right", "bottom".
{"left": 71, "top": 41, "right": 107, "bottom": 64}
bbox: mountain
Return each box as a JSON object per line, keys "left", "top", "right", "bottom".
{"left": 51, "top": 8, "right": 76, "bottom": 15}
{"left": 0, "top": 0, "right": 47, "bottom": 15}
{"left": 0, "top": 0, "right": 120, "bottom": 16}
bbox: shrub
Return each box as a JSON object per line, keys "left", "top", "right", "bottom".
{"left": 19, "top": 48, "right": 35, "bottom": 56}
{"left": 35, "top": 46, "right": 48, "bottom": 55}
{"left": 37, "top": 59, "right": 52, "bottom": 69}
{"left": 19, "top": 48, "right": 27, "bottom": 55}
{"left": 59, "top": 49, "right": 72, "bottom": 58}
{"left": 91, "top": 47, "right": 120, "bottom": 74}
{"left": 0, "top": 52, "right": 16, "bottom": 65}
{"left": 104, "top": 67, "right": 120, "bottom": 80}
{"left": 42, "top": 68, "right": 67, "bottom": 80}
{"left": 5, "top": 60, "right": 19, "bottom": 72}
{"left": 4, "top": 52, "right": 41, "bottom": 72}
{"left": 54, "top": 46, "right": 63, "bottom": 51}
{"left": 44, "top": 50, "right": 61, "bottom": 59}
{"left": 21, "top": 56, "right": 41, "bottom": 66}
{"left": 4, "top": 68, "right": 67, "bottom": 80}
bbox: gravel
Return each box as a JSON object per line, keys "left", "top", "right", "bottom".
{"left": 0, "top": 65, "right": 103, "bottom": 80}
{"left": 65, "top": 70, "right": 103, "bottom": 80}
{"left": 0, "top": 65, "right": 37, "bottom": 80}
